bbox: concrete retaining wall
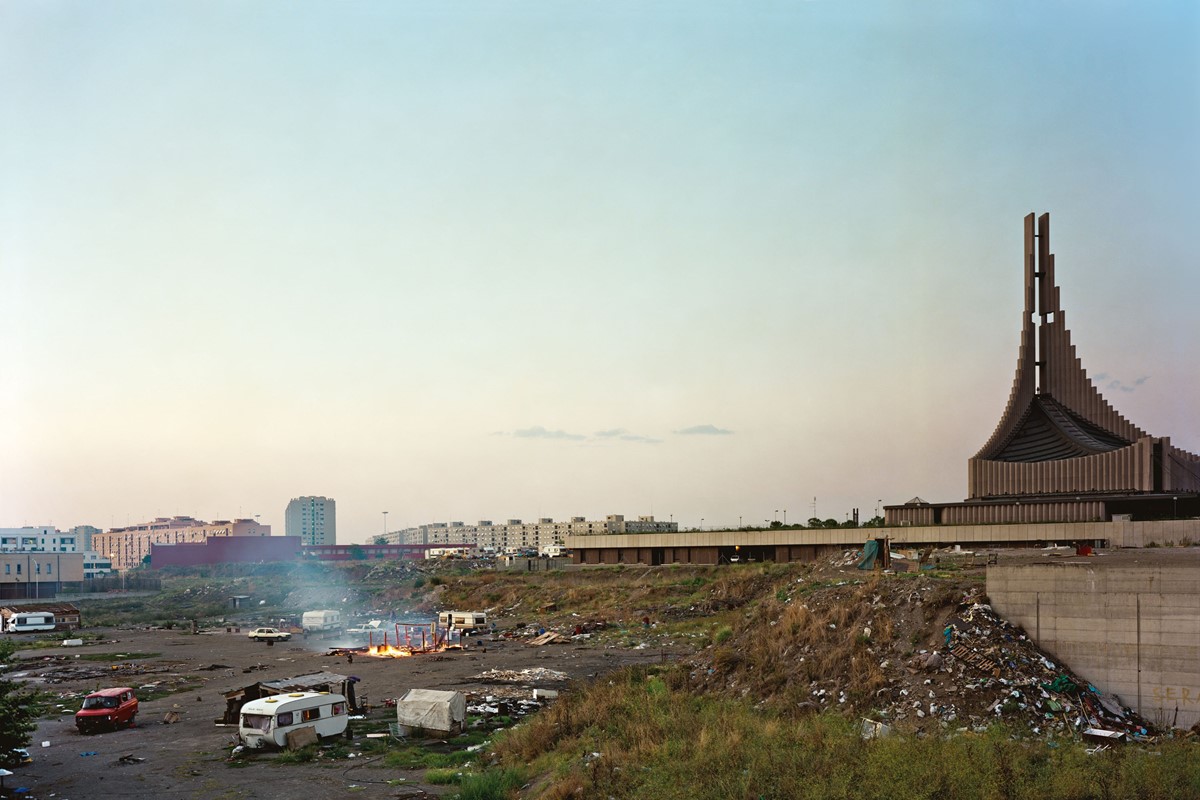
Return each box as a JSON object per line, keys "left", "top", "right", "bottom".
{"left": 988, "top": 555, "right": 1200, "bottom": 729}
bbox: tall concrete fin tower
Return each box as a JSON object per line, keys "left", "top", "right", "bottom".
{"left": 969, "top": 213, "right": 1200, "bottom": 500}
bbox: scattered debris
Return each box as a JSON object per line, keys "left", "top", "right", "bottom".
{"left": 527, "top": 631, "right": 568, "bottom": 646}
{"left": 472, "top": 668, "right": 568, "bottom": 683}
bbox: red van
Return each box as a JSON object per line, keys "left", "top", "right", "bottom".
{"left": 75, "top": 687, "right": 138, "bottom": 733}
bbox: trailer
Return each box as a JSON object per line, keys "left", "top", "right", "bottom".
{"left": 301, "top": 610, "right": 342, "bottom": 635}
{"left": 437, "top": 611, "right": 488, "bottom": 632}
{"left": 238, "top": 691, "right": 349, "bottom": 749}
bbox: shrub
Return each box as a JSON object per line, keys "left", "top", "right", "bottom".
{"left": 713, "top": 625, "right": 733, "bottom": 645}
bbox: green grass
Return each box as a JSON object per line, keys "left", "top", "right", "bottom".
{"left": 383, "top": 745, "right": 477, "bottom": 770}
{"left": 137, "top": 678, "right": 204, "bottom": 702}
{"left": 273, "top": 746, "right": 318, "bottom": 764}
{"left": 453, "top": 768, "right": 526, "bottom": 800}
{"left": 482, "top": 665, "right": 1200, "bottom": 800}
{"left": 426, "top": 767, "right": 466, "bottom": 785}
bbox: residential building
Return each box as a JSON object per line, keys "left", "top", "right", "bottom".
{"left": 92, "top": 516, "right": 272, "bottom": 571}
{"left": 0, "top": 526, "right": 81, "bottom": 553}
{"left": 285, "top": 496, "right": 336, "bottom": 546}
{"left": 384, "top": 515, "right": 676, "bottom": 553}
{"left": 82, "top": 552, "right": 114, "bottom": 580}
{"left": 70, "top": 525, "right": 102, "bottom": 551}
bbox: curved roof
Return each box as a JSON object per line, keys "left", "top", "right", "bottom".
{"left": 989, "top": 395, "right": 1131, "bottom": 463}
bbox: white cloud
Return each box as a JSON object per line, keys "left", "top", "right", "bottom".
{"left": 675, "top": 424, "right": 734, "bottom": 436}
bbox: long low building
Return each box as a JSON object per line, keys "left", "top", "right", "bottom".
{"left": 0, "top": 552, "right": 85, "bottom": 600}
{"left": 565, "top": 518, "right": 1200, "bottom": 566}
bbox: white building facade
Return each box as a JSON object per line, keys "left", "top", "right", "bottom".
{"left": 0, "top": 526, "right": 81, "bottom": 553}
{"left": 384, "top": 515, "right": 676, "bottom": 553}
{"left": 0, "top": 526, "right": 113, "bottom": 579}
{"left": 285, "top": 496, "right": 336, "bottom": 546}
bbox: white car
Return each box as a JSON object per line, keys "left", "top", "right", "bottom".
{"left": 247, "top": 627, "right": 291, "bottom": 642}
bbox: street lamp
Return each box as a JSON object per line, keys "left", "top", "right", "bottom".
{"left": 783, "top": 510, "right": 787, "bottom": 526}
{"left": 700, "top": 518, "right": 705, "bottom": 531}
{"left": 1173, "top": 497, "right": 1179, "bottom": 519}
{"left": 382, "top": 511, "right": 389, "bottom": 539}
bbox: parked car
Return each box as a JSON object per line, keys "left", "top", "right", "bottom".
{"left": 247, "top": 627, "right": 292, "bottom": 642}
{"left": 75, "top": 687, "right": 138, "bottom": 734}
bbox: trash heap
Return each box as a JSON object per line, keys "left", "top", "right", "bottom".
{"left": 880, "top": 602, "right": 1156, "bottom": 740}
{"left": 471, "top": 667, "right": 569, "bottom": 684}
{"left": 465, "top": 689, "right": 554, "bottom": 725}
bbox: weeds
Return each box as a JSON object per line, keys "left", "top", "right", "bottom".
{"left": 486, "top": 666, "right": 1200, "bottom": 800}
{"left": 454, "top": 767, "right": 526, "bottom": 800}
{"left": 425, "top": 767, "right": 465, "bottom": 785}
{"left": 273, "top": 746, "right": 317, "bottom": 764}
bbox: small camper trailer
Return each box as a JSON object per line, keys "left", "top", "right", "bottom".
{"left": 436, "top": 611, "right": 487, "bottom": 632}
{"left": 238, "top": 692, "right": 348, "bottom": 749}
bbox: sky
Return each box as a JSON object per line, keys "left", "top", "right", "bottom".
{"left": 1, "top": 1, "right": 1197, "bottom": 542}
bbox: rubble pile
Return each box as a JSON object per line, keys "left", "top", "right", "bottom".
{"left": 689, "top": 559, "right": 1161, "bottom": 740}
{"left": 472, "top": 667, "right": 569, "bottom": 684}
{"left": 465, "top": 689, "right": 552, "bottom": 724}
{"left": 883, "top": 601, "right": 1155, "bottom": 740}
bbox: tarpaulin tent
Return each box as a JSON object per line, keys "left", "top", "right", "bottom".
{"left": 395, "top": 689, "right": 466, "bottom": 737}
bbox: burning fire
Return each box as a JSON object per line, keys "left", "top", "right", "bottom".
{"left": 360, "top": 622, "right": 457, "bottom": 659}
{"left": 367, "top": 644, "right": 416, "bottom": 658}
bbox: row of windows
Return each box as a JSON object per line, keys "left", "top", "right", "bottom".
{"left": 3, "top": 563, "right": 52, "bottom": 575}
{"left": 258, "top": 701, "right": 345, "bottom": 728}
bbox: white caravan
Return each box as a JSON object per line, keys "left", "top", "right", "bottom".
{"left": 6, "top": 612, "right": 56, "bottom": 633}
{"left": 238, "top": 691, "right": 349, "bottom": 749}
{"left": 437, "top": 611, "right": 488, "bottom": 632}
{"left": 301, "top": 610, "right": 342, "bottom": 635}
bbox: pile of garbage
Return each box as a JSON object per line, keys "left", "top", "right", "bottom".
{"left": 689, "top": 556, "right": 1162, "bottom": 742}
{"left": 465, "top": 689, "right": 555, "bottom": 724}
{"left": 876, "top": 601, "right": 1156, "bottom": 740}
{"left": 472, "top": 667, "right": 569, "bottom": 684}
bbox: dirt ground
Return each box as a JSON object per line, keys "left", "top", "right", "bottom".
{"left": 10, "top": 625, "right": 674, "bottom": 799}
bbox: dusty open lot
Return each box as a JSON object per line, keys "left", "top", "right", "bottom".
{"left": 9, "top": 624, "right": 673, "bottom": 799}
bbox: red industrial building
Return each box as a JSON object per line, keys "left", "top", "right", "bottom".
{"left": 150, "top": 536, "right": 304, "bottom": 568}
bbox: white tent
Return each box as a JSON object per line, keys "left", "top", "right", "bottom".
{"left": 395, "top": 689, "right": 466, "bottom": 737}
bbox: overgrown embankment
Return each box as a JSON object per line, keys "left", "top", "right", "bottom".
{"left": 486, "top": 665, "right": 1200, "bottom": 800}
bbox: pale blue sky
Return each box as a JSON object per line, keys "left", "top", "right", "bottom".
{"left": 2, "top": 1, "right": 1197, "bottom": 541}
